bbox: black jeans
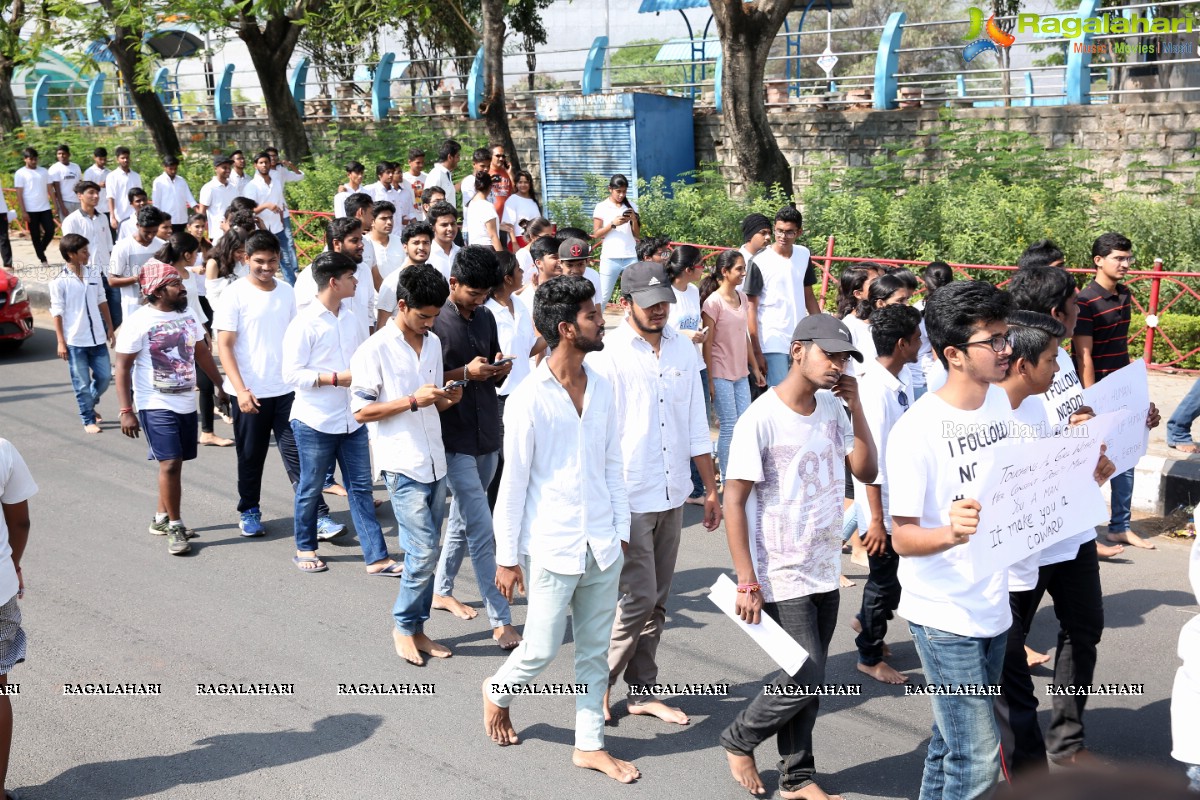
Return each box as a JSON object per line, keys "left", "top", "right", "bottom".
{"left": 0, "top": 220, "right": 12, "bottom": 268}
{"left": 720, "top": 589, "right": 838, "bottom": 792}
{"left": 995, "top": 587, "right": 1049, "bottom": 776}
{"left": 26, "top": 209, "right": 54, "bottom": 263}
{"left": 195, "top": 300, "right": 215, "bottom": 434}
{"left": 231, "top": 392, "right": 328, "bottom": 517}
{"left": 855, "top": 534, "right": 900, "bottom": 666}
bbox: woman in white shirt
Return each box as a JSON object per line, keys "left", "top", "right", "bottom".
{"left": 501, "top": 169, "right": 542, "bottom": 246}
{"left": 464, "top": 170, "right": 502, "bottom": 251}
{"left": 664, "top": 245, "right": 712, "bottom": 504}
{"left": 515, "top": 217, "right": 554, "bottom": 287}
{"left": 591, "top": 174, "right": 640, "bottom": 305}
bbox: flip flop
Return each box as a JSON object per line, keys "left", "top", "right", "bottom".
{"left": 293, "top": 556, "right": 328, "bottom": 573}
{"left": 368, "top": 563, "right": 404, "bottom": 577}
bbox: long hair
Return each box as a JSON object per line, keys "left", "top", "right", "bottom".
{"left": 698, "top": 249, "right": 744, "bottom": 306}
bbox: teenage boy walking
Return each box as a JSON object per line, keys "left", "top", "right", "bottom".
{"left": 109, "top": 206, "right": 167, "bottom": 325}
{"left": 107, "top": 146, "right": 142, "bottom": 233}
{"left": 51, "top": 234, "right": 114, "bottom": 434}
{"left": 13, "top": 148, "right": 55, "bottom": 267}
{"left": 720, "top": 313, "right": 876, "bottom": 800}
{"left": 48, "top": 143, "right": 81, "bottom": 219}
{"left": 151, "top": 156, "right": 197, "bottom": 234}
{"left": 115, "top": 261, "right": 226, "bottom": 555}
{"left": 61, "top": 180, "right": 117, "bottom": 329}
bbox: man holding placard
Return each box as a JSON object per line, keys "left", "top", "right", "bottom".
{"left": 719, "top": 314, "right": 877, "bottom": 800}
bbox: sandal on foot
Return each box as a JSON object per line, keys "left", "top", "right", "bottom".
{"left": 368, "top": 562, "right": 403, "bottom": 577}
{"left": 293, "top": 556, "right": 328, "bottom": 573}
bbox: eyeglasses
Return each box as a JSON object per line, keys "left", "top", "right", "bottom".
{"left": 897, "top": 390, "right": 909, "bottom": 409}
{"left": 773, "top": 229, "right": 799, "bottom": 238}
{"left": 952, "top": 331, "right": 1014, "bottom": 354}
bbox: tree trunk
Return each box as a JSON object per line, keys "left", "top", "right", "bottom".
{"left": 709, "top": 0, "right": 793, "bottom": 196}
{"left": 237, "top": 7, "right": 314, "bottom": 162}
{"left": 480, "top": 0, "right": 519, "bottom": 175}
{"left": 103, "top": 19, "right": 182, "bottom": 158}
{"left": 0, "top": 61, "right": 21, "bottom": 133}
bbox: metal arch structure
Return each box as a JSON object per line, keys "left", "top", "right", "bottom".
{"left": 290, "top": 56, "right": 310, "bottom": 119}
{"left": 873, "top": 11, "right": 905, "bottom": 110}
{"left": 582, "top": 36, "right": 609, "bottom": 96}
{"left": 467, "top": 47, "right": 485, "bottom": 120}
{"left": 372, "top": 53, "right": 396, "bottom": 121}
{"left": 1065, "top": 0, "right": 1101, "bottom": 104}
{"left": 214, "top": 64, "right": 235, "bottom": 124}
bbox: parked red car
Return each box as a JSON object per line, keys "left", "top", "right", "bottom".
{"left": 0, "top": 266, "right": 33, "bottom": 350}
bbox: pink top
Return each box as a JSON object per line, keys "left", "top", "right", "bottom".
{"left": 702, "top": 289, "right": 750, "bottom": 381}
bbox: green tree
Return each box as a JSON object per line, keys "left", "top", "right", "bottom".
{"left": 0, "top": 0, "right": 51, "bottom": 133}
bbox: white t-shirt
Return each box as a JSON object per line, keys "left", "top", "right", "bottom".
{"left": 109, "top": 236, "right": 165, "bottom": 319}
{"left": 667, "top": 284, "right": 703, "bottom": 364}
{"left": 83, "top": 164, "right": 109, "bottom": 207}
{"left": 460, "top": 174, "right": 478, "bottom": 209}
{"left": 428, "top": 243, "right": 459, "bottom": 280}
{"left": 107, "top": 168, "right": 142, "bottom": 221}
{"left": 584, "top": 267, "right": 603, "bottom": 307}
{"left": 485, "top": 296, "right": 537, "bottom": 396}
{"left": 464, "top": 197, "right": 498, "bottom": 245}
{"left": 211, "top": 278, "right": 297, "bottom": 398}
{"left": 0, "top": 439, "right": 37, "bottom": 605}
{"left": 725, "top": 389, "right": 853, "bottom": 602}
{"left": 853, "top": 359, "right": 910, "bottom": 535}
{"left": 401, "top": 171, "right": 428, "bottom": 220}
{"left": 426, "top": 163, "right": 456, "bottom": 209}
{"left": 747, "top": 245, "right": 814, "bottom": 355}
{"left": 842, "top": 314, "right": 877, "bottom": 377}
{"left": 14, "top": 166, "right": 51, "bottom": 213}
{"left": 115, "top": 306, "right": 208, "bottom": 414}
{"left": 369, "top": 236, "right": 407, "bottom": 282}
{"left": 48, "top": 161, "right": 81, "bottom": 204}
{"left": 887, "top": 385, "right": 1015, "bottom": 638}
{"left": 502, "top": 195, "right": 540, "bottom": 239}
{"left": 199, "top": 177, "right": 239, "bottom": 242}
{"left": 592, "top": 199, "right": 637, "bottom": 259}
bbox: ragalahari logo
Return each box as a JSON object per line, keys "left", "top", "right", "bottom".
{"left": 962, "top": 8, "right": 1016, "bottom": 62}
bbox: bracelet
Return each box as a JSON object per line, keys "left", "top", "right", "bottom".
{"left": 408, "top": 395, "right": 418, "bottom": 413}
{"left": 331, "top": 372, "right": 337, "bottom": 388}
{"left": 119, "top": 407, "right": 134, "bottom": 415}
{"left": 736, "top": 583, "right": 761, "bottom": 594}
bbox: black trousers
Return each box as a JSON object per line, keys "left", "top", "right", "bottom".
{"left": 0, "top": 220, "right": 12, "bottom": 268}
{"left": 230, "top": 392, "right": 328, "bottom": 517}
{"left": 26, "top": 209, "right": 54, "bottom": 263}
{"left": 855, "top": 534, "right": 900, "bottom": 666}
{"left": 995, "top": 586, "right": 1049, "bottom": 777}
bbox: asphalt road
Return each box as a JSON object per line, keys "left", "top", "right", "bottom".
{"left": 0, "top": 324, "right": 1196, "bottom": 800}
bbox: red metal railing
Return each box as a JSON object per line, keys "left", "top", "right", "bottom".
{"left": 672, "top": 236, "right": 1200, "bottom": 374}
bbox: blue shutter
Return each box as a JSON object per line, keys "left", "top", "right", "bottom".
{"left": 537, "top": 120, "right": 634, "bottom": 211}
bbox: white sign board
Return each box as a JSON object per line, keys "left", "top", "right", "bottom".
{"left": 1081, "top": 359, "right": 1150, "bottom": 475}
{"left": 817, "top": 47, "right": 839, "bottom": 77}
{"left": 965, "top": 415, "right": 1115, "bottom": 580}
{"left": 709, "top": 575, "right": 809, "bottom": 675}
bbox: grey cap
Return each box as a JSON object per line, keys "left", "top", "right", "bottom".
{"left": 621, "top": 261, "right": 676, "bottom": 307}
{"left": 791, "top": 314, "right": 863, "bottom": 362}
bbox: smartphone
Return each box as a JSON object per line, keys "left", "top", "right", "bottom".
{"left": 697, "top": 326, "right": 709, "bottom": 335}
{"left": 492, "top": 356, "right": 515, "bottom": 367}
{"left": 445, "top": 379, "right": 468, "bottom": 390}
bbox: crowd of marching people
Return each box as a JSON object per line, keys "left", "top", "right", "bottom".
{"left": 3, "top": 134, "right": 1200, "bottom": 800}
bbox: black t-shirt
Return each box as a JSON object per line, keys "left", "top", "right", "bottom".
{"left": 434, "top": 300, "right": 502, "bottom": 455}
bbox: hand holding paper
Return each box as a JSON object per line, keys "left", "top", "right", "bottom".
{"left": 709, "top": 575, "right": 809, "bottom": 676}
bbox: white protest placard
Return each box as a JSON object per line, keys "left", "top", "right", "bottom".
{"left": 1081, "top": 359, "right": 1150, "bottom": 475}
{"left": 709, "top": 574, "right": 809, "bottom": 675}
{"left": 964, "top": 415, "right": 1115, "bottom": 581}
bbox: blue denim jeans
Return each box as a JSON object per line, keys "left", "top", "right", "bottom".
{"left": 102, "top": 273, "right": 122, "bottom": 330}
{"left": 1167, "top": 379, "right": 1200, "bottom": 445}
{"left": 274, "top": 229, "right": 297, "bottom": 286}
{"left": 908, "top": 623, "right": 1006, "bottom": 800}
{"left": 599, "top": 255, "right": 638, "bottom": 305}
{"left": 385, "top": 471, "right": 448, "bottom": 636}
{"left": 290, "top": 421, "right": 387, "bottom": 563}
{"left": 435, "top": 450, "right": 510, "bottom": 627}
{"left": 1108, "top": 467, "right": 1134, "bottom": 534}
{"left": 67, "top": 343, "right": 111, "bottom": 426}
{"left": 765, "top": 352, "right": 791, "bottom": 388}
{"left": 689, "top": 367, "right": 715, "bottom": 495}
{"left": 712, "top": 376, "right": 751, "bottom": 483}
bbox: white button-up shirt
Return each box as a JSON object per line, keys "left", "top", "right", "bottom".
{"left": 485, "top": 296, "right": 536, "bottom": 396}
{"left": 282, "top": 299, "right": 366, "bottom": 434}
{"left": 494, "top": 360, "right": 630, "bottom": 573}
{"left": 427, "top": 242, "right": 459, "bottom": 280}
{"left": 107, "top": 168, "right": 142, "bottom": 221}
{"left": 49, "top": 267, "right": 108, "bottom": 347}
{"left": 294, "top": 257, "right": 376, "bottom": 342}
{"left": 588, "top": 321, "right": 710, "bottom": 513}
{"left": 61, "top": 208, "right": 112, "bottom": 273}
{"left": 229, "top": 170, "right": 251, "bottom": 194}
{"left": 245, "top": 174, "right": 285, "bottom": 233}
{"left": 350, "top": 323, "right": 446, "bottom": 483}
{"left": 151, "top": 173, "right": 196, "bottom": 223}
{"left": 199, "top": 177, "right": 240, "bottom": 241}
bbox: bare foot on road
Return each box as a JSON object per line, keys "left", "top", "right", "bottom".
{"left": 726, "top": 750, "right": 765, "bottom": 795}
{"left": 628, "top": 700, "right": 689, "bottom": 725}
{"left": 393, "top": 628, "right": 425, "bottom": 666}
{"left": 1025, "top": 645, "right": 1051, "bottom": 668}
{"left": 493, "top": 625, "right": 521, "bottom": 650}
{"left": 573, "top": 749, "right": 639, "bottom": 783}
{"left": 838, "top": 575, "right": 855, "bottom": 588}
{"left": 779, "top": 782, "right": 843, "bottom": 799}
{"left": 857, "top": 661, "right": 909, "bottom": 684}
{"left": 84, "top": 423, "right": 102, "bottom": 434}
{"left": 433, "top": 594, "right": 479, "bottom": 619}
{"left": 849, "top": 617, "right": 891, "bottom": 657}
{"left": 1097, "top": 541, "right": 1125, "bottom": 559}
{"left": 322, "top": 482, "right": 348, "bottom": 497}
{"left": 1107, "top": 530, "right": 1155, "bottom": 550}
{"left": 415, "top": 633, "right": 451, "bottom": 660}
{"left": 482, "top": 683, "right": 521, "bottom": 745}
{"left": 850, "top": 550, "right": 869, "bottom": 568}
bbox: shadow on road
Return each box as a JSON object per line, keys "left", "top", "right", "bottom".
{"left": 20, "top": 712, "right": 383, "bottom": 799}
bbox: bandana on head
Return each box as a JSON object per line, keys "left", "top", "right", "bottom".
{"left": 139, "top": 259, "right": 181, "bottom": 299}
{"left": 741, "top": 213, "right": 771, "bottom": 243}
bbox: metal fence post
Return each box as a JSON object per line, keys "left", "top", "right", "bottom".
{"left": 873, "top": 12, "right": 906, "bottom": 110}
{"left": 1143, "top": 257, "right": 1163, "bottom": 365}
{"left": 819, "top": 234, "right": 836, "bottom": 304}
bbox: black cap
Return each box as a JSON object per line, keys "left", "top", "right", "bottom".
{"left": 212, "top": 153, "right": 234, "bottom": 167}
{"left": 791, "top": 314, "right": 863, "bottom": 362}
{"left": 558, "top": 237, "right": 591, "bottom": 261}
{"left": 621, "top": 261, "right": 676, "bottom": 307}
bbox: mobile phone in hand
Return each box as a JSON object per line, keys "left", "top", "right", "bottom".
{"left": 492, "top": 356, "right": 515, "bottom": 367}
{"left": 445, "top": 379, "right": 468, "bottom": 390}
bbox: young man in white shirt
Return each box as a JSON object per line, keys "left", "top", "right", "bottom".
{"left": 151, "top": 156, "right": 197, "bottom": 234}
{"left": 485, "top": 274, "right": 639, "bottom": 784}
{"left": 332, "top": 161, "right": 365, "bottom": 219}
{"left": 737, "top": 213, "right": 772, "bottom": 380}
{"left": 887, "top": 280, "right": 1017, "bottom": 800}
{"left": 367, "top": 201, "right": 406, "bottom": 288}
{"left": 282, "top": 251, "right": 399, "bottom": 577}
{"left": 82, "top": 147, "right": 110, "bottom": 231}
{"left": 460, "top": 148, "right": 491, "bottom": 209}
{"left": 350, "top": 264, "right": 462, "bottom": 666}
{"left": 364, "top": 162, "right": 395, "bottom": 205}
{"left": 720, "top": 313, "right": 877, "bottom": 800}
{"left": 558, "top": 238, "right": 602, "bottom": 308}
{"left": 743, "top": 206, "right": 821, "bottom": 387}
{"left": 116, "top": 189, "right": 149, "bottom": 242}
{"left": 229, "top": 150, "right": 250, "bottom": 194}
{"left": 589, "top": 261, "right": 721, "bottom": 725}
{"left": 376, "top": 221, "right": 434, "bottom": 328}
{"left": 266, "top": 146, "right": 304, "bottom": 282}
{"left": 426, "top": 201, "right": 460, "bottom": 280}
{"left": 106, "top": 146, "right": 142, "bottom": 233}
{"left": 109, "top": 205, "right": 167, "bottom": 325}
{"left": 61, "top": 180, "right": 116, "bottom": 327}
{"left": 197, "top": 154, "right": 239, "bottom": 243}
{"left": 245, "top": 152, "right": 296, "bottom": 286}
{"left": 851, "top": 303, "right": 921, "bottom": 685}
{"left": 213, "top": 231, "right": 342, "bottom": 540}
{"left": 402, "top": 147, "right": 428, "bottom": 222}
{"left": 426, "top": 140, "right": 459, "bottom": 211}
{"left": 13, "top": 147, "right": 55, "bottom": 266}
{"left": 114, "top": 262, "right": 226, "bottom": 555}
{"left": 48, "top": 143, "right": 81, "bottom": 219}
{"left": 295, "top": 217, "right": 376, "bottom": 342}
{"left": 52, "top": 234, "right": 114, "bottom": 434}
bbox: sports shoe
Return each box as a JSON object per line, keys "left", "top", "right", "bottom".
{"left": 239, "top": 507, "right": 265, "bottom": 537}
{"left": 149, "top": 517, "right": 169, "bottom": 536}
{"left": 316, "top": 515, "right": 347, "bottom": 541}
{"left": 166, "top": 524, "right": 192, "bottom": 555}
